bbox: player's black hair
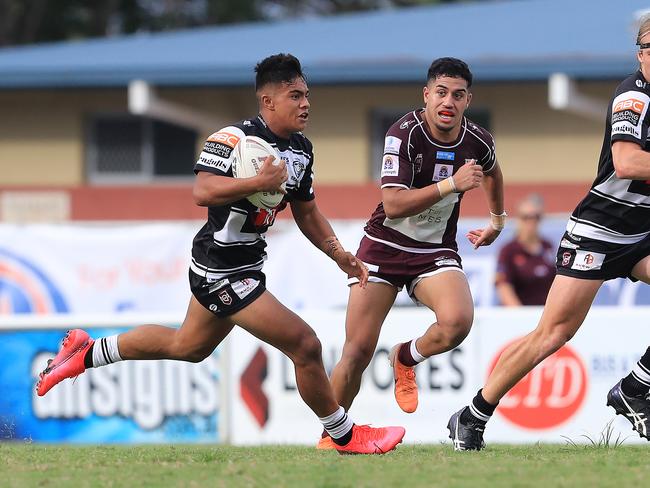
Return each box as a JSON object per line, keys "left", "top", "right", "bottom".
{"left": 426, "top": 57, "right": 473, "bottom": 88}
{"left": 255, "top": 53, "right": 305, "bottom": 91}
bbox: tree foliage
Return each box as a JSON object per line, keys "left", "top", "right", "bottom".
{"left": 0, "top": 0, "right": 460, "bottom": 47}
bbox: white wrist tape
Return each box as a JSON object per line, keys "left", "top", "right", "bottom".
{"left": 437, "top": 177, "right": 457, "bottom": 198}
{"left": 490, "top": 211, "right": 507, "bottom": 231}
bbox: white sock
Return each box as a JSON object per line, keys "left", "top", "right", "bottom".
{"left": 319, "top": 406, "right": 353, "bottom": 440}
{"left": 410, "top": 339, "right": 426, "bottom": 363}
{"left": 91, "top": 335, "right": 123, "bottom": 368}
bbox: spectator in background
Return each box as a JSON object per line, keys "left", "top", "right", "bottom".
{"left": 495, "top": 194, "right": 555, "bottom": 306}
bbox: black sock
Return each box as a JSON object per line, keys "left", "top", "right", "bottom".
{"left": 621, "top": 347, "right": 650, "bottom": 397}
{"left": 83, "top": 343, "right": 95, "bottom": 368}
{"left": 461, "top": 389, "right": 497, "bottom": 425}
{"left": 332, "top": 426, "right": 353, "bottom": 446}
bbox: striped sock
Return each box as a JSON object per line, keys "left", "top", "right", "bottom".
{"left": 398, "top": 339, "right": 426, "bottom": 367}
{"left": 622, "top": 347, "right": 650, "bottom": 397}
{"left": 462, "top": 389, "right": 497, "bottom": 425}
{"left": 319, "top": 406, "right": 354, "bottom": 446}
{"left": 88, "top": 335, "right": 123, "bottom": 368}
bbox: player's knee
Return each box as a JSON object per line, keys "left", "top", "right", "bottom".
{"left": 292, "top": 331, "right": 323, "bottom": 366}
{"left": 437, "top": 312, "right": 473, "bottom": 348}
{"left": 341, "top": 342, "right": 375, "bottom": 371}
{"left": 172, "top": 338, "right": 212, "bottom": 363}
{"left": 539, "top": 327, "right": 574, "bottom": 357}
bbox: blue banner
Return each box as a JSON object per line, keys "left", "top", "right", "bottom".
{"left": 1, "top": 328, "right": 222, "bottom": 443}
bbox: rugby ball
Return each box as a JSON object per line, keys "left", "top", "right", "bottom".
{"left": 233, "top": 135, "right": 285, "bottom": 209}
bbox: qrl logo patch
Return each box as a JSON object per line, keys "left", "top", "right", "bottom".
{"left": 381, "top": 155, "right": 399, "bottom": 177}
{"left": 218, "top": 290, "right": 232, "bottom": 305}
{"left": 433, "top": 164, "right": 454, "bottom": 182}
{"left": 489, "top": 340, "right": 588, "bottom": 429}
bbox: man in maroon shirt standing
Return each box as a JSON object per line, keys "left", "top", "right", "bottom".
{"left": 318, "top": 58, "right": 506, "bottom": 448}
{"left": 495, "top": 194, "right": 555, "bottom": 306}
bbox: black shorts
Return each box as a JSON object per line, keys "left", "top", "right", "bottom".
{"left": 348, "top": 236, "right": 464, "bottom": 298}
{"left": 556, "top": 231, "right": 650, "bottom": 282}
{"left": 189, "top": 269, "right": 266, "bottom": 317}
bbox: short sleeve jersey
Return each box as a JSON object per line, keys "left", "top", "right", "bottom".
{"left": 191, "top": 115, "right": 315, "bottom": 279}
{"left": 365, "top": 109, "right": 497, "bottom": 252}
{"left": 568, "top": 71, "right": 650, "bottom": 244}
{"left": 495, "top": 239, "right": 556, "bottom": 305}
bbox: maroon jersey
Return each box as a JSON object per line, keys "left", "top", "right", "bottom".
{"left": 365, "top": 109, "right": 497, "bottom": 252}
{"left": 495, "top": 239, "right": 556, "bottom": 305}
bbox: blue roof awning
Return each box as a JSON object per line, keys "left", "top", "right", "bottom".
{"left": 0, "top": 0, "right": 646, "bottom": 88}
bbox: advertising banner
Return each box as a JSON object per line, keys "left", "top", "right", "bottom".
{"left": 1, "top": 320, "right": 223, "bottom": 443}
{"left": 0, "top": 220, "right": 648, "bottom": 319}
{"left": 0, "top": 223, "right": 199, "bottom": 314}
{"left": 228, "top": 307, "right": 650, "bottom": 446}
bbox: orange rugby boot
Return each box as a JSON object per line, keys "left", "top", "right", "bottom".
{"left": 316, "top": 435, "right": 336, "bottom": 450}
{"left": 334, "top": 424, "right": 405, "bottom": 455}
{"left": 389, "top": 343, "right": 418, "bottom": 413}
{"left": 36, "top": 329, "right": 94, "bottom": 396}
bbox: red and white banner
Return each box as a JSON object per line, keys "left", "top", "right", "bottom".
{"left": 0, "top": 223, "right": 199, "bottom": 314}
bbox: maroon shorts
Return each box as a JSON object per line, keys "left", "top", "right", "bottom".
{"left": 348, "top": 236, "right": 464, "bottom": 298}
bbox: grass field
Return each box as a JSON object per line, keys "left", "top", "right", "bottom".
{"left": 2, "top": 443, "right": 650, "bottom": 488}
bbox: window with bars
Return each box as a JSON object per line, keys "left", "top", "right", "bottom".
{"left": 87, "top": 115, "right": 198, "bottom": 183}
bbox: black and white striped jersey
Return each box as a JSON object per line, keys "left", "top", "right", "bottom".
{"left": 191, "top": 115, "right": 315, "bottom": 280}
{"left": 568, "top": 71, "right": 650, "bottom": 244}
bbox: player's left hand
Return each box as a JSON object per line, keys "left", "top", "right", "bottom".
{"left": 466, "top": 226, "right": 501, "bottom": 249}
{"left": 335, "top": 252, "right": 369, "bottom": 288}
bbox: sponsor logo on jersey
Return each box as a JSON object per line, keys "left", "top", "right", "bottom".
{"left": 637, "top": 79, "right": 647, "bottom": 89}
{"left": 434, "top": 257, "right": 459, "bottom": 267}
{"left": 436, "top": 151, "right": 455, "bottom": 161}
{"left": 218, "top": 289, "right": 233, "bottom": 305}
{"left": 433, "top": 163, "right": 454, "bottom": 182}
{"left": 612, "top": 109, "right": 642, "bottom": 126}
{"left": 490, "top": 340, "right": 587, "bottom": 430}
{"left": 198, "top": 154, "right": 231, "bottom": 173}
{"left": 384, "top": 136, "right": 402, "bottom": 155}
{"left": 571, "top": 250, "right": 605, "bottom": 271}
{"left": 560, "top": 251, "right": 572, "bottom": 267}
{"left": 611, "top": 92, "right": 649, "bottom": 139}
{"left": 232, "top": 278, "right": 259, "bottom": 300}
{"left": 612, "top": 123, "right": 640, "bottom": 137}
{"left": 400, "top": 119, "right": 416, "bottom": 129}
{"left": 381, "top": 155, "right": 399, "bottom": 177}
{"left": 292, "top": 160, "right": 305, "bottom": 181}
{"left": 203, "top": 141, "right": 234, "bottom": 159}
{"left": 414, "top": 153, "right": 423, "bottom": 173}
{"left": 207, "top": 131, "right": 240, "bottom": 148}
{"left": 254, "top": 207, "right": 278, "bottom": 228}
{"left": 560, "top": 238, "right": 579, "bottom": 250}
{"left": 613, "top": 98, "right": 645, "bottom": 114}
{"left": 208, "top": 278, "right": 229, "bottom": 293}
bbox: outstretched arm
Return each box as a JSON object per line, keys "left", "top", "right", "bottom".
{"left": 290, "top": 199, "right": 368, "bottom": 287}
